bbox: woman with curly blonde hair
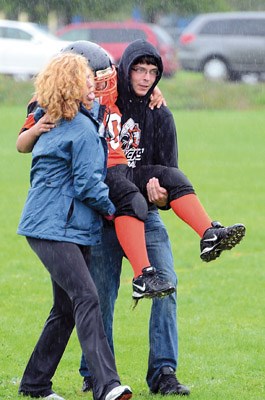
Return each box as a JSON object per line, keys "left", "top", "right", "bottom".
{"left": 17, "top": 53, "right": 132, "bottom": 400}
{"left": 35, "top": 52, "right": 95, "bottom": 122}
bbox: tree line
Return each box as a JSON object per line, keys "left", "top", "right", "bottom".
{"left": 0, "top": 0, "right": 264, "bottom": 26}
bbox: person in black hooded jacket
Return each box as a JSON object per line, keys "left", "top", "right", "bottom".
{"left": 83, "top": 39, "right": 245, "bottom": 396}
{"left": 86, "top": 39, "right": 191, "bottom": 395}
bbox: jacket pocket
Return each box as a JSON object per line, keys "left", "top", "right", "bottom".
{"left": 63, "top": 194, "right": 102, "bottom": 232}
{"left": 18, "top": 185, "right": 60, "bottom": 233}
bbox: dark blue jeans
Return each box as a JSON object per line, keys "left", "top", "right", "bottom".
{"left": 19, "top": 238, "right": 121, "bottom": 400}
{"left": 79, "top": 210, "right": 178, "bottom": 390}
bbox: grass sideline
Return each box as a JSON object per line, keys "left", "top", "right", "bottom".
{"left": 1, "top": 71, "right": 265, "bottom": 110}
{"left": 0, "top": 106, "right": 264, "bottom": 399}
{"left": 159, "top": 71, "right": 265, "bottom": 110}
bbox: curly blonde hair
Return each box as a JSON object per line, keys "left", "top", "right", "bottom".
{"left": 34, "top": 53, "right": 93, "bottom": 122}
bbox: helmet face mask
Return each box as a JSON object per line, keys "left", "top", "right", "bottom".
{"left": 62, "top": 40, "right": 117, "bottom": 106}
{"left": 95, "top": 65, "right": 117, "bottom": 106}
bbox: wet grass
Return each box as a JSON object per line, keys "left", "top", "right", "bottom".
{"left": 0, "top": 76, "right": 34, "bottom": 106}
{"left": 160, "top": 71, "right": 265, "bottom": 110}
{"left": 0, "top": 105, "right": 264, "bottom": 399}
{"left": 1, "top": 71, "right": 265, "bottom": 110}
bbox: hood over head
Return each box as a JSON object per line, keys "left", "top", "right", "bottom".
{"left": 117, "top": 39, "right": 163, "bottom": 109}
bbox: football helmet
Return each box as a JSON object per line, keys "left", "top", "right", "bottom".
{"left": 62, "top": 40, "right": 117, "bottom": 105}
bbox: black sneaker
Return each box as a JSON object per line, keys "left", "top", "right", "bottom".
{"left": 132, "top": 266, "right": 175, "bottom": 300}
{"left": 151, "top": 367, "right": 190, "bottom": 396}
{"left": 82, "top": 376, "right": 93, "bottom": 392}
{"left": 200, "top": 221, "right": 246, "bottom": 262}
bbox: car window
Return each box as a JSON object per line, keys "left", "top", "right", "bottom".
{"left": 90, "top": 28, "right": 146, "bottom": 43}
{"left": 0, "top": 26, "right": 32, "bottom": 40}
{"left": 240, "top": 19, "right": 265, "bottom": 36}
{"left": 200, "top": 18, "right": 265, "bottom": 36}
{"left": 151, "top": 24, "right": 174, "bottom": 46}
{"left": 60, "top": 28, "right": 91, "bottom": 41}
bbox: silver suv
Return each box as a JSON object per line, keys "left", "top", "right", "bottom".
{"left": 178, "top": 12, "right": 265, "bottom": 81}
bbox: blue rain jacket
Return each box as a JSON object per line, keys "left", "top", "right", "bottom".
{"left": 17, "top": 105, "right": 115, "bottom": 246}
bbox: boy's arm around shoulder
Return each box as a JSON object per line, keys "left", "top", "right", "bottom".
{"left": 16, "top": 113, "right": 56, "bottom": 153}
{"left": 16, "top": 98, "right": 55, "bottom": 153}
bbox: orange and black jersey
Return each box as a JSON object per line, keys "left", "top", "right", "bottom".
{"left": 101, "top": 103, "right": 127, "bottom": 168}
{"left": 19, "top": 96, "right": 38, "bottom": 134}
{"left": 18, "top": 97, "right": 128, "bottom": 168}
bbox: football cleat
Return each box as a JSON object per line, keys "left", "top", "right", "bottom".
{"left": 132, "top": 266, "right": 175, "bottom": 300}
{"left": 200, "top": 221, "right": 246, "bottom": 262}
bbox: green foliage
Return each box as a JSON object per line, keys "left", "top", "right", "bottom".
{"left": 137, "top": 0, "right": 229, "bottom": 20}
{"left": 1, "top": 0, "right": 264, "bottom": 24}
{"left": 229, "top": 0, "right": 265, "bottom": 11}
{"left": 0, "top": 0, "right": 133, "bottom": 23}
{"left": 0, "top": 106, "right": 264, "bottom": 399}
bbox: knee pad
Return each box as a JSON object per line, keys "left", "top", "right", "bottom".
{"left": 130, "top": 192, "right": 148, "bottom": 221}
{"left": 161, "top": 167, "right": 194, "bottom": 201}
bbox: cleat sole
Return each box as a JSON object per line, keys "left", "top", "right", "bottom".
{"left": 200, "top": 224, "right": 246, "bottom": 262}
{"left": 132, "top": 286, "right": 175, "bottom": 300}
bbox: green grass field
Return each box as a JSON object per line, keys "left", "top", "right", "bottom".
{"left": 0, "top": 105, "right": 264, "bottom": 399}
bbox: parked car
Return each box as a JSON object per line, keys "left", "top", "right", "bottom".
{"left": 0, "top": 19, "right": 70, "bottom": 80}
{"left": 56, "top": 20, "right": 179, "bottom": 77}
{"left": 156, "top": 13, "right": 195, "bottom": 42}
{"left": 178, "top": 12, "right": 265, "bottom": 81}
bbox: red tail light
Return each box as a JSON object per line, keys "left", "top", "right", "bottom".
{"left": 179, "top": 33, "right": 196, "bottom": 45}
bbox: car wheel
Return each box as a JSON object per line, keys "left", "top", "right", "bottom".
{"left": 203, "top": 58, "right": 229, "bottom": 81}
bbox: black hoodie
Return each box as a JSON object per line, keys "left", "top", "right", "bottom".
{"left": 116, "top": 39, "right": 178, "bottom": 170}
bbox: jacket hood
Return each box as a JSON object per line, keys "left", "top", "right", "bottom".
{"left": 117, "top": 39, "right": 163, "bottom": 109}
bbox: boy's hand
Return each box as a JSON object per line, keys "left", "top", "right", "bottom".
{"left": 104, "top": 214, "right": 115, "bottom": 221}
{"left": 149, "top": 86, "right": 167, "bottom": 110}
{"left": 35, "top": 114, "right": 55, "bottom": 136}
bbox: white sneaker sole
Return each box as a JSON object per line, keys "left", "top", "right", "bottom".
{"left": 105, "top": 385, "right": 132, "bottom": 400}
{"left": 44, "top": 394, "right": 65, "bottom": 400}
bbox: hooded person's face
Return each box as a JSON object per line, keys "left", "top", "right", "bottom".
{"left": 130, "top": 63, "right": 159, "bottom": 97}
